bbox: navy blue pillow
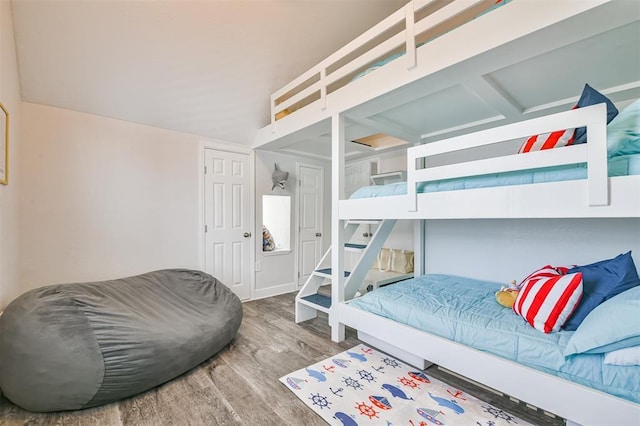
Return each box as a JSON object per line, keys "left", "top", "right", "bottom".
{"left": 573, "top": 84, "right": 618, "bottom": 145}
{"left": 563, "top": 251, "right": 640, "bottom": 331}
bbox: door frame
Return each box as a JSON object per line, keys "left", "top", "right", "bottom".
{"left": 198, "top": 140, "right": 255, "bottom": 300}
{"left": 294, "top": 162, "right": 325, "bottom": 288}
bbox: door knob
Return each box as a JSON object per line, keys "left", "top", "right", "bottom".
{"left": 243, "top": 232, "right": 251, "bottom": 238}
{"left": 316, "top": 232, "right": 322, "bottom": 237}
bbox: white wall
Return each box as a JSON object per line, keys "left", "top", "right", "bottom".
{"left": 19, "top": 103, "right": 204, "bottom": 293}
{"left": 0, "top": 1, "right": 22, "bottom": 310}
{"left": 375, "top": 148, "right": 407, "bottom": 174}
{"left": 424, "top": 218, "right": 640, "bottom": 284}
{"left": 254, "top": 150, "right": 331, "bottom": 299}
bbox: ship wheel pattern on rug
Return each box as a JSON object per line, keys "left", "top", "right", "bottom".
{"left": 280, "top": 344, "right": 531, "bottom": 425}
{"left": 309, "top": 392, "right": 332, "bottom": 410}
{"left": 355, "top": 401, "right": 380, "bottom": 419}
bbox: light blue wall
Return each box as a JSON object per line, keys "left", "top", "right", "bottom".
{"left": 424, "top": 218, "right": 640, "bottom": 285}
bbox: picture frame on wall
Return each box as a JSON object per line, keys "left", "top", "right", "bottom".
{"left": 0, "top": 101, "right": 8, "bottom": 185}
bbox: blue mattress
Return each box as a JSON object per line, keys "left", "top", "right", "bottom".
{"left": 349, "top": 274, "right": 640, "bottom": 404}
{"left": 349, "top": 153, "right": 640, "bottom": 199}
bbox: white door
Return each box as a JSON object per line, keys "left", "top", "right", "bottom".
{"left": 297, "top": 163, "right": 324, "bottom": 288}
{"left": 204, "top": 149, "right": 252, "bottom": 300}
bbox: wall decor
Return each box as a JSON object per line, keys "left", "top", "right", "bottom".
{"left": 271, "top": 163, "right": 289, "bottom": 190}
{"left": 0, "top": 101, "right": 8, "bottom": 185}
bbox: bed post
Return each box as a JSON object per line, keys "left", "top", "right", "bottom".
{"left": 331, "top": 113, "right": 346, "bottom": 342}
{"left": 413, "top": 220, "right": 425, "bottom": 276}
{"left": 405, "top": 2, "right": 417, "bottom": 70}
{"left": 585, "top": 103, "right": 609, "bottom": 206}
{"left": 407, "top": 144, "right": 419, "bottom": 212}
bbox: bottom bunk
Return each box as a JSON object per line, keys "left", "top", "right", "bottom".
{"left": 339, "top": 273, "right": 640, "bottom": 425}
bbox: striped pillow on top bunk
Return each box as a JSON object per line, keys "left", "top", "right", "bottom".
{"left": 518, "top": 128, "right": 576, "bottom": 153}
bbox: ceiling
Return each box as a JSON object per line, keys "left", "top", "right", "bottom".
{"left": 10, "top": 0, "right": 407, "bottom": 145}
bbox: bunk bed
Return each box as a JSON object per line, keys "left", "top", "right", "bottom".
{"left": 254, "top": 0, "right": 640, "bottom": 424}
{"left": 334, "top": 101, "right": 640, "bottom": 425}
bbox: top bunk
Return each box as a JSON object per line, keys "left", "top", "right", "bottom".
{"left": 253, "top": 0, "right": 640, "bottom": 220}
{"left": 253, "top": 0, "right": 639, "bottom": 155}
{"left": 339, "top": 102, "right": 640, "bottom": 219}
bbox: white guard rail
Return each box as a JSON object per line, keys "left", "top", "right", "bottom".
{"left": 270, "top": 0, "right": 504, "bottom": 124}
{"left": 406, "top": 103, "right": 609, "bottom": 211}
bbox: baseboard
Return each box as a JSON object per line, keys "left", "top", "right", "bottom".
{"left": 252, "top": 282, "right": 296, "bottom": 301}
{"left": 0, "top": 310, "right": 2, "bottom": 398}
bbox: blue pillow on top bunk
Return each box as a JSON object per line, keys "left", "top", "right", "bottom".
{"left": 573, "top": 84, "right": 619, "bottom": 145}
{"left": 606, "top": 99, "right": 640, "bottom": 158}
{"left": 564, "top": 285, "right": 640, "bottom": 357}
{"left": 562, "top": 251, "right": 640, "bottom": 331}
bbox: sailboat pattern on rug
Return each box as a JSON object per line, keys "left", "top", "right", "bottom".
{"left": 280, "top": 344, "right": 532, "bottom": 426}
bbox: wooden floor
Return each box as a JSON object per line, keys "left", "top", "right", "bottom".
{"left": 0, "top": 292, "right": 562, "bottom": 425}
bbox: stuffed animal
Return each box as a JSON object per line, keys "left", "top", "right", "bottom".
{"left": 495, "top": 280, "right": 520, "bottom": 308}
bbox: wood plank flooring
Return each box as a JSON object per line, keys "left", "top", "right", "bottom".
{"left": 0, "top": 292, "right": 562, "bottom": 425}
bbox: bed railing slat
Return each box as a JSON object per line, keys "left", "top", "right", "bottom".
{"left": 417, "top": 104, "right": 606, "bottom": 156}
{"left": 272, "top": 68, "right": 320, "bottom": 102}
{"left": 407, "top": 104, "right": 609, "bottom": 211}
{"left": 585, "top": 107, "right": 609, "bottom": 206}
{"left": 322, "top": 7, "right": 407, "bottom": 70}
{"left": 405, "top": 3, "right": 417, "bottom": 70}
{"left": 273, "top": 81, "right": 322, "bottom": 114}
{"left": 415, "top": 145, "right": 588, "bottom": 182}
{"left": 323, "top": 32, "right": 407, "bottom": 88}
{"left": 413, "top": 0, "right": 493, "bottom": 38}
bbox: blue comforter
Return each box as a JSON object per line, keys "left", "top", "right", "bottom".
{"left": 349, "top": 274, "right": 640, "bottom": 404}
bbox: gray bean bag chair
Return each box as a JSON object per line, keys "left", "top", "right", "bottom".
{"left": 0, "top": 269, "right": 242, "bottom": 412}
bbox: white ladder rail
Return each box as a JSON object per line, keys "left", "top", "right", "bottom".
{"left": 344, "top": 220, "right": 397, "bottom": 300}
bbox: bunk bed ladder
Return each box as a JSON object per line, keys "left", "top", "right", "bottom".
{"left": 295, "top": 220, "right": 361, "bottom": 323}
{"left": 295, "top": 219, "right": 396, "bottom": 325}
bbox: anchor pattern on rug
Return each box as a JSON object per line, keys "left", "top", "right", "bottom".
{"left": 281, "top": 344, "right": 529, "bottom": 425}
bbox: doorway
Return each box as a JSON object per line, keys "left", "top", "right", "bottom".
{"left": 296, "top": 163, "right": 324, "bottom": 288}
{"left": 203, "top": 148, "right": 252, "bottom": 300}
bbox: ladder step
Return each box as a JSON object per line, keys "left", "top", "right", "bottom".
{"left": 345, "top": 243, "right": 367, "bottom": 251}
{"left": 314, "top": 268, "right": 351, "bottom": 278}
{"left": 299, "top": 294, "right": 332, "bottom": 311}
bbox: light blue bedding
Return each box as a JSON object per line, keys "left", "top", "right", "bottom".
{"left": 349, "top": 274, "right": 640, "bottom": 404}
{"left": 350, "top": 153, "right": 640, "bottom": 199}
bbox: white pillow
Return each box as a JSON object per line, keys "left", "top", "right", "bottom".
{"left": 604, "top": 346, "right": 640, "bottom": 366}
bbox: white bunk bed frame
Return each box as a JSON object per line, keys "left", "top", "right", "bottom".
{"left": 338, "top": 104, "right": 640, "bottom": 426}
{"left": 254, "top": 0, "right": 640, "bottom": 424}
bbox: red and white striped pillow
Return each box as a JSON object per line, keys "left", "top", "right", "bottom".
{"left": 518, "top": 128, "right": 576, "bottom": 153}
{"left": 516, "top": 264, "right": 574, "bottom": 289}
{"left": 513, "top": 271, "right": 583, "bottom": 333}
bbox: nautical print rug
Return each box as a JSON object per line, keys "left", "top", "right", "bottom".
{"left": 280, "top": 344, "right": 531, "bottom": 426}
